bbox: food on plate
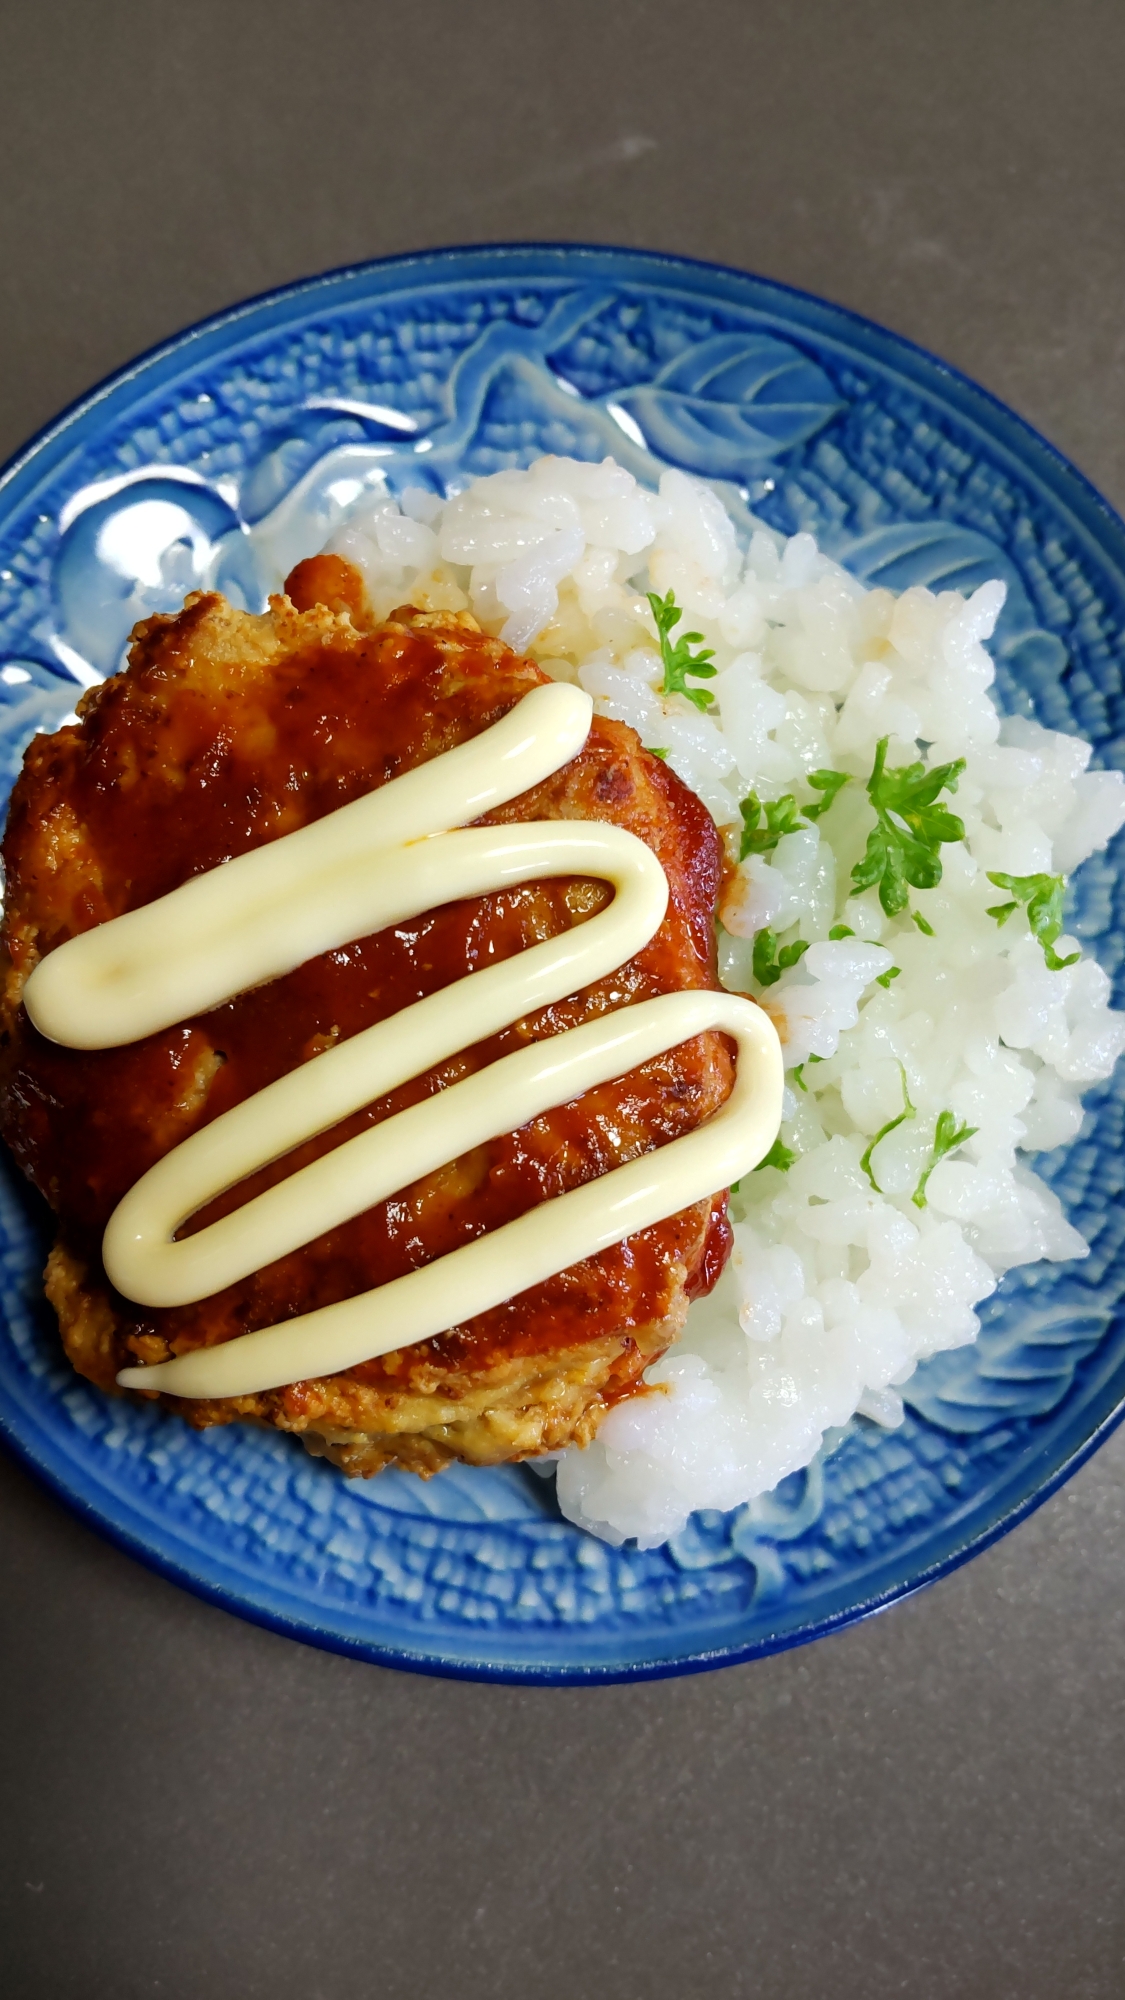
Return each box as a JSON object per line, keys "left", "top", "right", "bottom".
{"left": 312, "top": 456, "right": 1125, "bottom": 1544}
{"left": 2, "top": 449, "right": 1124, "bottom": 1549}
{"left": 0, "top": 561, "right": 781, "bottom": 1477}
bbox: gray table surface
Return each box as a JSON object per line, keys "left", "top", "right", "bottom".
{"left": 2, "top": 4, "right": 1124, "bottom": 1995}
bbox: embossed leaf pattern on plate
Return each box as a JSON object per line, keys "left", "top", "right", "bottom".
{"left": 611, "top": 330, "right": 842, "bottom": 472}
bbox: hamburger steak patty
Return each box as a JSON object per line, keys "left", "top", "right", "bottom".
{"left": 0, "top": 554, "right": 736, "bottom": 1475}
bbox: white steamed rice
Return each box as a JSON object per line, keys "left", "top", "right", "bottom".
{"left": 321, "top": 455, "right": 1125, "bottom": 1548}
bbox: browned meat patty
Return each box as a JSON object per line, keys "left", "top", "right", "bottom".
{"left": 0, "top": 554, "right": 735, "bottom": 1476}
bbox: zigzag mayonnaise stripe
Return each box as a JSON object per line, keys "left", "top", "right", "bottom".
{"left": 23, "top": 683, "right": 783, "bottom": 1399}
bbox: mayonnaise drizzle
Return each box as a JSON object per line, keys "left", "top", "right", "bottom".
{"left": 23, "top": 682, "right": 783, "bottom": 1399}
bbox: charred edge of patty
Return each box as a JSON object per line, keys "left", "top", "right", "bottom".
{"left": 45, "top": 1238, "right": 683, "bottom": 1478}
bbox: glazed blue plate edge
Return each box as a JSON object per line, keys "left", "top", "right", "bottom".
{"left": 5, "top": 1370, "right": 1124, "bottom": 1687}
{"left": 3, "top": 241, "right": 1125, "bottom": 585}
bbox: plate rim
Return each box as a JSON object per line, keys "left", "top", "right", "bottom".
{"left": 4, "top": 1350, "right": 1125, "bottom": 1685}
{"left": 2, "top": 238, "right": 1125, "bottom": 1684}
{"left": 5, "top": 240, "right": 1125, "bottom": 577}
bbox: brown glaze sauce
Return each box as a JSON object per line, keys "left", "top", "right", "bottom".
{"left": 0, "top": 584, "right": 734, "bottom": 1383}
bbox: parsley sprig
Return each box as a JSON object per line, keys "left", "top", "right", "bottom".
{"left": 802, "top": 769, "right": 851, "bottom": 820}
{"left": 646, "top": 590, "right": 718, "bottom": 712}
{"left": 738, "top": 770, "right": 851, "bottom": 861}
{"left": 792, "top": 1053, "right": 826, "bottom": 1092}
{"left": 851, "top": 737, "right": 966, "bottom": 918}
{"left": 753, "top": 929, "right": 810, "bottom": 988}
{"left": 732, "top": 1129, "right": 798, "bottom": 1190}
{"left": 912, "top": 1111, "right": 978, "bottom": 1209}
{"left": 738, "top": 792, "right": 804, "bottom": 859}
{"left": 860, "top": 1063, "right": 916, "bottom": 1193}
{"left": 985, "top": 871, "right": 1079, "bottom": 972}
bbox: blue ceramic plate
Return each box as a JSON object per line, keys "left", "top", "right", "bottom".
{"left": 1, "top": 245, "right": 1124, "bottom": 1683}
